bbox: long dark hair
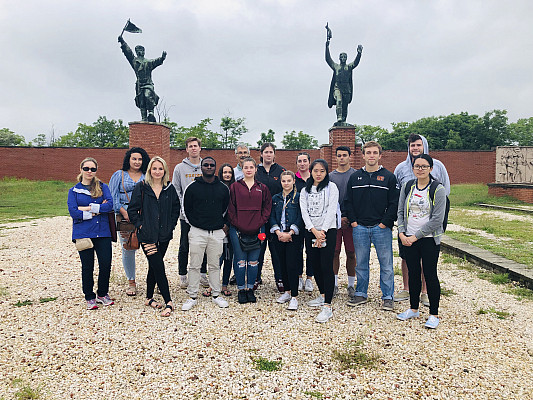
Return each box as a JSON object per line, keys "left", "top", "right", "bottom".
{"left": 122, "top": 147, "right": 150, "bottom": 173}
{"left": 305, "top": 159, "right": 330, "bottom": 193}
{"left": 218, "top": 163, "right": 235, "bottom": 187}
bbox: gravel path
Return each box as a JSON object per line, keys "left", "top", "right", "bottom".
{"left": 0, "top": 217, "right": 532, "bottom": 399}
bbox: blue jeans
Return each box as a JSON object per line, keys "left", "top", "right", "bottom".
{"left": 353, "top": 225, "right": 394, "bottom": 300}
{"left": 229, "top": 226, "right": 261, "bottom": 290}
{"left": 119, "top": 231, "right": 137, "bottom": 280}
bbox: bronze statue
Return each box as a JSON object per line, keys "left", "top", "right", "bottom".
{"left": 118, "top": 22, "right": 166, "bottom": 122}
{"left": 325, "top": 24, "right": 363, "bottom": 126}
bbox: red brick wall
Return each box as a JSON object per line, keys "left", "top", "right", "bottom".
{"left": 488, "top": 184, "right": 533, "bottom": 203}
{"left": 129, "top": 122, "right": 170, "bottom": 162}
{"left": 0, "top": 145, "right": 497, "bottom": 185}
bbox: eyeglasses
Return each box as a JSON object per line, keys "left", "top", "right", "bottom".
{"left": 82, "top": 167, "right": 97, "bottom": 172}
{"left": 413, "top": 165, "right": 430, "bottom": 170}
{"left": 202, "top": 163, "right": 216, "bottom": 168}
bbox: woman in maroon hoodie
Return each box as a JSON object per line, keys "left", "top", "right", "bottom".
{"left": 228, "top": 157, "right": 272, "bottom": 304}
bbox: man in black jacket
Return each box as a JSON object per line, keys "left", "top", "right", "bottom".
{"left": 343, "top": 141, "right": 399, "bottom": 312}
{"left": 182, "top": 157, "right": 230, "bottom": 310}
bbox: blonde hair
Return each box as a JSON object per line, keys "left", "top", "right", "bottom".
{"left": 77, "top": 157, "right": 103, "bottom": 198}
{"left": 145, "top": 156, "right": 170, "bottom": 187}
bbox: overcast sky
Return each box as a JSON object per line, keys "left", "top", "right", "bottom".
{"left": 1, "top": 0, "right": 532, "bottom": 146}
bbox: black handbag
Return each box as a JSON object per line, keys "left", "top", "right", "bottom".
{"left": 237, "top": 231, "right": 261, "bottom": 252}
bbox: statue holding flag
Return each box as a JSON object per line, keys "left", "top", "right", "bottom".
{"left": 118, "top": 20, "right": 167, "bottom": 122}
{"left": 325, "top": 23, "right": 363, "bottom": 126}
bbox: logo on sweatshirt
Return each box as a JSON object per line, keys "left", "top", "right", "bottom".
{"left": 377, "top": 175, "right": 384, "bottom": 181}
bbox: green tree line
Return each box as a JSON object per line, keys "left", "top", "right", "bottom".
{"left": 2, "top": 109, "right": 531, "bottom": 149}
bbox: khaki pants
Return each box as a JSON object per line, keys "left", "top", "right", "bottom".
{"left": 187, "top": 226, "right": 225, "bottom": 297}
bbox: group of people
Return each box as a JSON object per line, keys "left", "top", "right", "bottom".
{"left": 68, "top": 133, "right": 450, "bottom": 328}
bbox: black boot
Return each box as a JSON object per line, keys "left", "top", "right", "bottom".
{"left": 238, "top": 289, "right": 248, "bottom": 304}
{"left": 246, "top": 289, "right": 257, "bottom": 303}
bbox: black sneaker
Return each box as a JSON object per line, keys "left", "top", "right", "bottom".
{"left": 246, "top": 289, "right": 257, "bottom": 303}
{"left": 253, "top": 278, "right": 263, "bottom": 291}
{"left": 276, "top": 279, "right": 285, "bottom": 293}
{"left": 229, "top": 275, "right": 237, "bottom": 285}
{"left": 238, "top": 289, "right": 248, "bottom": 304}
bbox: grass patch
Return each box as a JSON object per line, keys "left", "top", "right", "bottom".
{"left": 505, "top": 286, "right": 533, "bottom": 301}
{"left": 449, "top": 184, "right": 526, "bottom": 207}
{"left": 251, "top": 356, "right": 282, "bottom": 371}
{"left": 441, "top": 287, "right": 456, "bottom": 297}
{"left": 0, "top": 177, "right": 73, "bottom": 223}
{"left": 14, "top": 300, "right": 33, "bottom": 307}
{"left": 12, "top": 379, "right": 41, "bottom": 400}
{"left": 304, "top": 391, "right": 324, "bottom": 399}
{"left": 477, "top": 307, "right": 510, "bottom": 319}
{"left": 39, "top": 297, "right": 57, "bottom": 303}
{"left": 393, "top": 265, "right": 402, "bottom": 276}
{"left": 332, "top": 339, "right": 379, "bottom": 371}
{"left": 478, "top": 272, "right": 510, "bottom": 285}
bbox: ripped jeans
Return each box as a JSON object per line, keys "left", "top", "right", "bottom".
{"left": 229, "top": 225, "right": 261, "bottom": 290}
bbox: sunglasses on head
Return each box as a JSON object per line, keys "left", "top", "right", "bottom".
{"left": 202, "top": 163, "right": 216, "bottom": 168}
{"left": 82, "top": 167, "right": 97, "bottom": 172}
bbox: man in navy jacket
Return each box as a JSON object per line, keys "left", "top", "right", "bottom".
{"left": 343, "top": 141, "right": 399, "bottom": 312}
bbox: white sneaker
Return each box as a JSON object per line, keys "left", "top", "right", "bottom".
{"left": 287, "top": 297, "right": 298, "bottom": 311}
{"left": 298, "top": 278, "right": 304, "bottom": 291}
{"left": 425, "top": 315, "right": 440, "bottom": 329}
{"left": 179, "top": 275, "right": 188, "bottom": 289}
{"left": 316, "top": 306, "right": 333, "bottom": 323}
{"left": 307, "top": 295, "right": 324, "bottom": 307}
{"left": 304, "top": 279, "right": 314, "bottom": 292}
{"left": 200, "top": 274, "right": 209, "bottom": 288}
{"left": 181, "top": 298, "right": 197, "bottom": 311}
{"left": 212, "top": 296, "right": 229, "bottom": 308}
{"left": 276, "top": 292, "right": 291, "bottom": 304}
{"left": 396, "top": 308, "right": 420, "bottom": 321}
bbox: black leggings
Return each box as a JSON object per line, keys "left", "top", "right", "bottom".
{"left": 79, "top": 237, "right": 112, "bottom": 300}
{"left": 141, "top": 241, "right": 172, "bottom": 304}
{"left": 404, "top": 237, "right": 441, "bottom": 315}
{"left": 304, "top": 229, "right": 337, "bottom": 304}
{"left": 273, "top": 234, "right": 303, "bottom": 297}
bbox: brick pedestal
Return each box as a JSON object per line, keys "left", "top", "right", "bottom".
{"left": 326, "top": 125, "right": 357, "bottom": 170}
{"left": 129, "top": 122, "right": 171, "bottom": 162}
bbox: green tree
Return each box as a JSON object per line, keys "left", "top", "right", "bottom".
{"left": 380, "top": 122, "right": 410, "bottom": 150}
{"left": 54, "top": 116, "right": 129, "bottom": 147}
{"left": 257, "top": 129, "right": 275, "bottom": 147}
{"left": 509, "top": 117, "right": 533, "bottom": 146}
{"left": 31, "top": 133, "right": 48, "bottom": 147}
{"left": 167, "top": 118, "right": 221, "bottom": 148}
{"left": 220, "top": 115, "right": 248, "bottom": 149}
{"left": 354, "top": 124, "right": 389, "bottom": 144}
{"left": 0, "top": 128, "right": 25, "bottom": 146}
{"left": 281, "top": 130, "right": 319, "bottom": 149}
{"left": 445, "top": 129, "right": 463, "bottom": 149}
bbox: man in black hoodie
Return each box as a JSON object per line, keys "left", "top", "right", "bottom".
{"left": 182, "top": 157, "right": 230, "bottom": 310}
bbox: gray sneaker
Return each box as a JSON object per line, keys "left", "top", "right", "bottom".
{"left": 200, "top": 275, "right": 209, "bottom": 288}
{"left": 347, "top": 295, "right": 367, "bottom": 307}
{"left": 382, "top": 299, "right": 394, "bottom": 311}
{"left": 307, "top": 296, "right": 325, "bottom": 307}
{"left": 347, "top": 286, "right": 356, "bottom": 299}
{"left": 420, "top": 293, "right": 430, "bottom": 307}
{"left": 333, "top": 286, "right": 339, "bottom": 298}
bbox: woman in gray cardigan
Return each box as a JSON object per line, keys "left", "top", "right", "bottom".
{"left": 396, "top": 154, "right": 446, "bottom": 329}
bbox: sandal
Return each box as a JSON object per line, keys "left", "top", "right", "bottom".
{"left": 202, "top": 288, "right": 212, "bottom": 297}
{"left": 145, "top": 298, "right": 162, "bottom": 309}
{"left": 126, "top": 284, "right": 137, "bottom": 296}
{"left": 161, "top": 303, "right": 173, "bottom": 317}
{"left": 222, "top": 288, "right": 232, "bottom": 296}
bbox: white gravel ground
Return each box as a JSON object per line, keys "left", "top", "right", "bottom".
{"left": 0, "top": 217, "right": 532, "bottom": 400}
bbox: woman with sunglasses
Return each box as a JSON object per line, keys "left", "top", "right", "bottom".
{"left": 109, "top": 147, "right": 150, "bottom": 296}
{"left": 128, "top": 156, "right": 180, "bottom": 317}
{"left": 396, "top": 154, "right": 446, "bottom": 329}
{"left": 67, "top": 157, "right": 114, "bottom": 310}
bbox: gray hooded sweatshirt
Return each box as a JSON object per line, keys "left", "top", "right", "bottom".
{"left": 393, "top": 135, "right": 451, "bottom": 196}
{"left": 172, "top": 157, "right": 203, "bottom": 219}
